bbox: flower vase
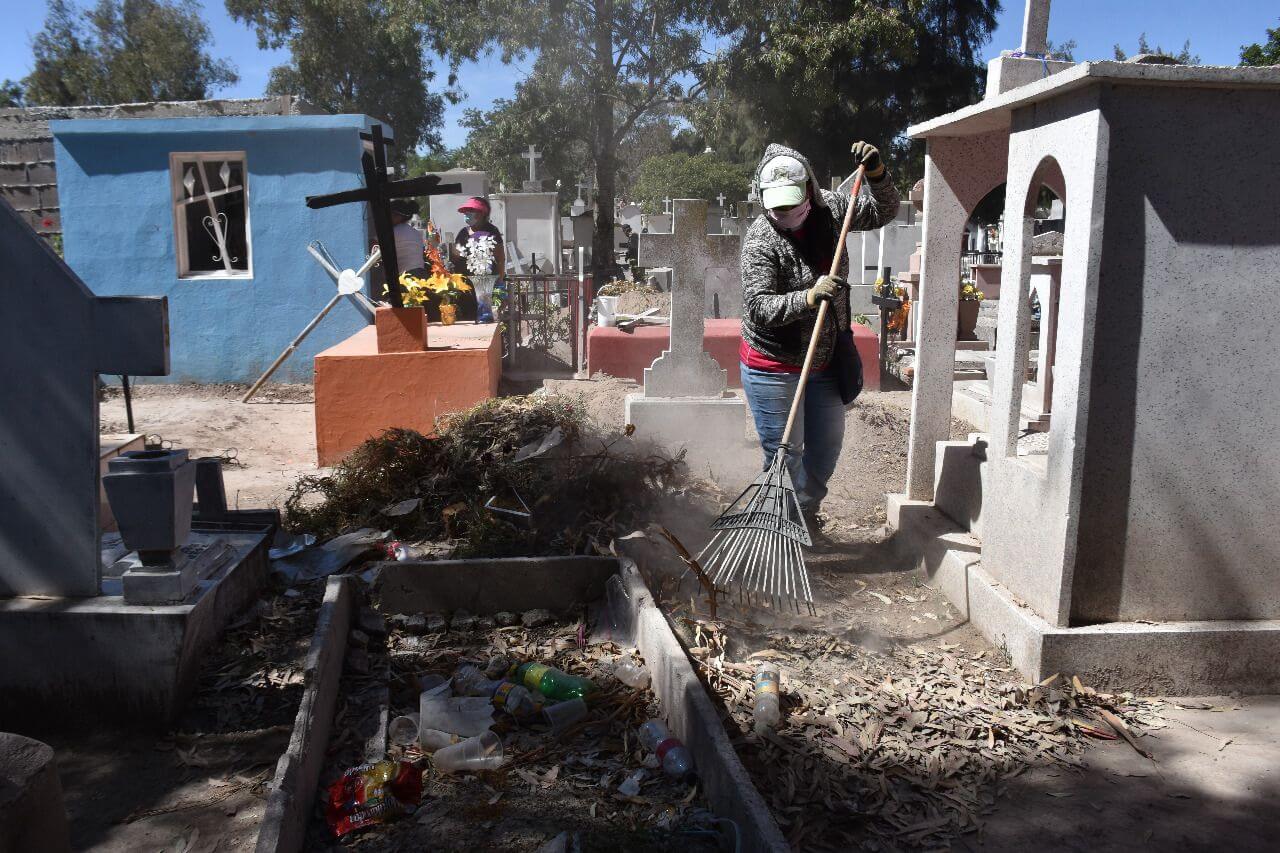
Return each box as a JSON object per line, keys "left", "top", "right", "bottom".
{"left": 440, "top": 303, "right": 458, "bottom": 326}
{"left": 473, "top": 274, "right": 497, "bottom": 324}
{"left": 957, "top": 300, "right": 980, "bottom": 339}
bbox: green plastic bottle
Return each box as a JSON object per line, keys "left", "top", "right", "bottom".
{"left": 509, "top": 662, "right": 595, "bottom": 701}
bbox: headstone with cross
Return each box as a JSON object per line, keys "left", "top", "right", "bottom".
{"left": 305, "top": 124, "right": 460, "bottom": 307}
{"left": 521, "top": 144, "right": 543, "bottom": 192}
{"left": 624, "top": 198, "right": 754, "bottom": 487}
{"left": 638, "top": 199, "right": 731, "bottom": 396}
{"left": 638, "top": 199, "right": 742, "bottom": 319}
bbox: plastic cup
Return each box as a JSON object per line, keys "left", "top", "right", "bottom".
{"left": 418, "top": 728, "right": 462, "bottom": 751}
{"left": 542, "top": 698, "right": 589, "bottom": 736}
{"left": 606, "top": 574, "right": 636, "bottom": 642}
{"left": 432, "top": 730, "right": 504, "bottom": 773}
{"left": 388, "top": 713, "right": 420, "bottom": 746}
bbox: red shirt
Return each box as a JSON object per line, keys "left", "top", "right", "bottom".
{"left": 740, "top": 338, "right": 829, "bottom": 373}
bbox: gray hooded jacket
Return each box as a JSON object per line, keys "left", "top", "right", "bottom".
{"left": 740, "top": 143, "right": 900, "bottom": 368}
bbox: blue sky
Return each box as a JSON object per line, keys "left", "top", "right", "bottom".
{"left": 1, "top": 1, "right": 1276, "bottom": 148}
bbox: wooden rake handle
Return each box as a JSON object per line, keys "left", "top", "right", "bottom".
{"left": 779, "top": 164, "right": 867, "bottom": 447}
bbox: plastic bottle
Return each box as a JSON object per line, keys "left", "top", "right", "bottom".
{"left": 613, "top": 659, "right": 650, "bottom": 689}
{"left": 509, "top": 662, "right": 595, "bottom": 701}
{"left": 542, "top": 697, "right": 589, "bottom": 735}
{"left": 454, "top": 665, "right": 546, "bottom": 718}
{"left": 433, "top": 730, "right": 504, "bottom": 773}
{"left": 753, "top": 663, "right": 781, "bottom": 735}
{"left": 637, "top": 720, "right": 694, "bottom": 781}
{"left": 618, "top": 768, "right": 645, "bottom": 797}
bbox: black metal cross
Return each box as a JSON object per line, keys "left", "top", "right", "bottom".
{"left": 305, "top": 124, "right": 461, "bottom": 307}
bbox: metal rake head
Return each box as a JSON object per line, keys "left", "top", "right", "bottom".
{"left": 698, "top": 448, "right": 817, "bottom": 615}
{"left": 710, "top": 449, "right": 811, "bottom": 547}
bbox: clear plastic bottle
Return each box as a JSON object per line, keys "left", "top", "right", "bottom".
{"left": 509, "top": 662, "right": 595, "bottom": 701}
{"left": 637, "top": 719, "right": 694, "bottom": 781}
{"left": 753, "top": 663, "right": 781, "bottom": 735}
{"left": 613, "top": 659, "right": 651, "bottom": 689}
{"left": 455, "top": 665, "right": 545, "bottom": 718}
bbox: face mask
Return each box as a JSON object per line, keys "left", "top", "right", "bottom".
{"left": 463, "top": 212, "right": 479, "bottom": 226}
{"left": 766, "top": 197, "right": 811, "bottom": 231}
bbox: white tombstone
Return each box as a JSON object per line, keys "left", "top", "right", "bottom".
{"left": 492, "top": 192, "right": 561, "bottom": 273}
{"left": 638, "top": 201, "right": 741, "bottom": 319}
{"left": 624, "top": 199, "right": 753, "bottom": 487}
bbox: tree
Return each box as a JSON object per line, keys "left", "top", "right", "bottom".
{"left": 24, "top": 0, "right": 238, "bottom": 106}
{"left": 1240, "top": 19, "right": 1280, "bottom": 67}
{"left": 1113, "top": 33, "right": 1199, "bottom": 64}
{"left": 226, "top": 0, "right": 449, "bottom": 152}
{"left": 696, "top": 0, "right": 1001, "bottom": 187}
{"left": 424, "top": 0, "right": 713, "bottom": 274}
{"left": 630, "top": 151, "right": 751, "bottom": 213}
{"left": 0, "top": 80, "right": 23, "bottom": 108}
{"left": 1046, "top": 38, "right": 1076, "bottom": 62}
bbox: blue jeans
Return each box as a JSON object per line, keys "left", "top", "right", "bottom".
{"left": 740, "top": 363, "right": 846, "bottom": 513}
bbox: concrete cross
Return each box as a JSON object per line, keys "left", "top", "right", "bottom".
{"left": 663, "top": 197, "right": 672, "bottom": 214}
{"left": 1021, "top": 0, "right": 1051, "bottom": 55}
{"left": 638, "top": 198, "right": 743, "bottom": 321}
{"left": 522, "top": 145, "right": 542, "bottom": 182}
{"left": 0, "top": 199, "right": 169, "bottom": 597}
{"left": 716, "top": 193, "right": 727, "bottom": 208}
{"left": 637, "top": 199, "right": 729, "bottom": 397}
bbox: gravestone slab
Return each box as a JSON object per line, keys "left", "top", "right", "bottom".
{"left": 639, "top": 199, "right": 729, "bottom": 397}
{"left": 0, "top": 197, "right": 169, "bottom": 597}
{"left": 638, "top": 198, "right": 742, "bottom": 319}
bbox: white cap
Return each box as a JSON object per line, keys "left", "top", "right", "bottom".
{"left": 759, "top": 155, "right": 808, "bottom": 209}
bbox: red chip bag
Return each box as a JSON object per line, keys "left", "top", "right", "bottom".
{"left": 325, "top": 760, "right": 423, "bottom": 837}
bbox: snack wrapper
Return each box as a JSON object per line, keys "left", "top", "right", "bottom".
{"left": 325, "top": 760, "right": 422, "bottom": 837}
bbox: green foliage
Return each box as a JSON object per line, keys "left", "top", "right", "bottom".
{"left": 1045, "top": 38, "right": 1076, "bottom": 62}
{"left": 694, "top": 0, "right": 1001, "bottom": 187}
{"left": 1113, "top": 33, "right": 1199, "bottom": 64}
{"left": 1240, "top": 19, "right": 1280, "bottom": 67}
{"left": 23, "top": 0, "right": 238, "bottom": 106}
{"left": 227, "top": 0, "right": 448, "bottom": 151}
{"left": 404, "top": 148, "right": 463, "bottom": 177}
{"left": 631, "top": 152, "right": 751, "bottom": 213}
{"left": 0, "top": 80, "right": 23, "bottom": 108}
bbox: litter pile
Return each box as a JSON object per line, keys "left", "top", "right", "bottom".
{"left": 285, "top": 395, "right": 702, "bottom": 558}
{"left": 676, "top": 613, "right": 1166, "bottom": 851}
{"left": 310, "top": 608, "right": 724, "bottom": 851}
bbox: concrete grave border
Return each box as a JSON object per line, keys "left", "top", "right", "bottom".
{"left": 256, "top": 574, "right": 354, "bottom": 853}
{"left": 255, "top": 557, "right": 787, "bottom": 853}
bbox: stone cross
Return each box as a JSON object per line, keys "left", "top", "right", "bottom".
{"left": 1021, "top": 0, "right": 1050, "bottom": 55}
{"left": 640, "top": 198, "right": 728, "bottom": 398}
{"left": 576, "top": 179, "right": 590, "bottom": 202}
{"left": 716, "top": 192, "right": 727, "bottom": 208}
{"left": 0, "top": 198, "right": 170, "bottom": 597}
{"left": 522, "top": 145, "right": 542, "bottom": 182}
{"left": 662, "top": 197, "right": 672, "bottom": 214}
{"left": 638, "top": 200, "right": 742, "bottom": 319}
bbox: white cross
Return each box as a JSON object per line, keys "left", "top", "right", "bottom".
{"left": 716, "top": 193, "right": 727, "bottom": 208}
{"left": 521, "top": 145, "right": 542, "bottom": 182}
{"left": 663, "top": 197, "right": 672, "bottom": 214}
{"left": 576, "top": 178, "right": 592, "bottom": 202}
{"left": 1020, "top": 0, "right": 1050, "bottom": 55}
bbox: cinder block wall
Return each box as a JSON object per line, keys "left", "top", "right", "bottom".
{"left": 0, "top": 97, "right": 321, "bottom": 240}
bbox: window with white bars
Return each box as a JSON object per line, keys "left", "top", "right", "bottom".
{"left": 170, "top": 152, "right": 252, "bottom": 278}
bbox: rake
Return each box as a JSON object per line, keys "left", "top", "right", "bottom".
{"left": 695, "top": 164, "right": 867, "bottom": 616}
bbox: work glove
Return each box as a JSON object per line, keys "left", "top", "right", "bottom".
{"left": 850, "top": 141, "right": 885, "bottom": 180}
{"left": 806, "top": 274, "right": 847, "bottom": 307}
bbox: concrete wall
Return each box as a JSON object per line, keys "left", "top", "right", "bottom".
{"left": 980, "top": 86, "right": 1106, "bottom": 628}
{"left": 53, "top": 114, "right": 376, "bottom": 383}
{"left": 1071, "top": 85, "right": 1280, "bottom": 623}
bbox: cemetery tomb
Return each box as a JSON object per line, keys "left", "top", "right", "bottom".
{"left": 893, "top": 30, "right": 1280, "bottom": 692}
{"left": 52, "top": 113, "right": 388, "bottom": 383}
{"left": 0, "top": 196, "right": 270, "bottom": 724}
{"left": 638, "top": 200, "right": 740, "bottom": 319}
{"left": 313, "top": 307, "right": 501, "bottom": 466}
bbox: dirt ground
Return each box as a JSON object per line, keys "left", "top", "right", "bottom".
{"left": 101, "top": 383, "right": 319, "bottom": 512}
{"left": 79, "top": 378, "right": 1280, "bottom": 851}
